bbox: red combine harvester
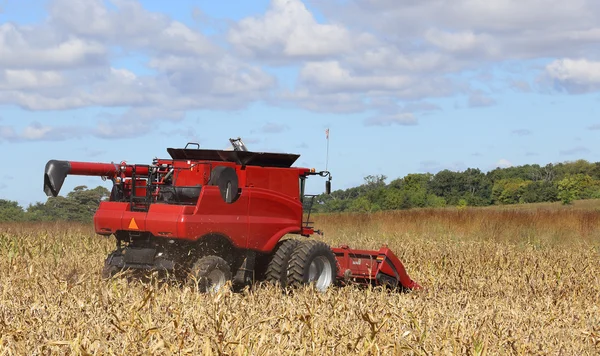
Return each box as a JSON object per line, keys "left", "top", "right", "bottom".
{"left": 43, "top": 138, "right": 420, "bottom": 292}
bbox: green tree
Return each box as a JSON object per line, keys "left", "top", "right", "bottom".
{"left": 462, "top": 168, "right": 492, "bottom": 205}
{"left": 491, "top": 179, "right": 532, "bottom": 204}
{"left": 0, "top": 200, "right": 25, "bottom": 222}
{"left": 24, "top": 185, "right": 111, "bottom": 222}
{"left": 382, "top": 189, "right": 409, "bottom": 210}
{"left": 520, "top": 181, "right": 559, "bottom": 203}
{"left": 426, "top": 194, "right": 447, "bottom": 208}
{"left": 348, "top": 196, "right": 373, "bottom": 213}
{"left": 557, "top": 174, "right": 593, "bottom": 205}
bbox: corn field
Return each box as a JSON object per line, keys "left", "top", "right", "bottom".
{"left": 1, "top": 203, "right": 600, "bottom": 355}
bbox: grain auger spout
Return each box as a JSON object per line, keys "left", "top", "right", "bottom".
{"left": 44, "top": 160, "right": 149, "bottom": 197}
{"left": 42, "top": 138, "right": 421, "bottom": 293}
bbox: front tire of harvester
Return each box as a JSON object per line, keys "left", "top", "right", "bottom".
{"left": 287, "top": 240, "right": 337, "bottom": 292}
{"left": 190, "top": 256, "right": 232, "bottom": 293}
{"left": 101, "top": 264, "right": 119, "bottom": 279}
{"left": 265, "top": 239, "right": 299, "bottom": 288}
{"left": 101, "top": 253, "right": 120, "bottom": 279}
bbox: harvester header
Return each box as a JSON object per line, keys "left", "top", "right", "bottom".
{"left": 43, "top": 138, "right": 420, "bottom": 292}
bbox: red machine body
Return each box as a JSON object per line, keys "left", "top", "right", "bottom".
{"left": 93, "top": 161, "right": 314, "bottom": 253}
{"left": 43, "top": 140, "right": 420, "bottom": 291}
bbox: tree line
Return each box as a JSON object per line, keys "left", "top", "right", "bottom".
{"left": 0, "top": 186, "right": 109, "bottom": 223}
{"left": 307, "top": 159, "right": 600, "bottom": 213}
{"left": 1, "top": 159, "right": 599, "bottom": 222}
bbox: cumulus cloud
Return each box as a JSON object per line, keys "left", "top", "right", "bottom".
{"left": 49, "top": 0, "right": 217, "bottom": 56}
{"left": 0, "top": 23, "right": 107, "bottom": 70}
{"left": 311, "top": 0, "right": 600, "bottom": 98}
{"left": 0, "top": 0, "right": 277, "bottom": 136}
{"left": 3, "top": 0, "right": 600, "bottom": 142}
{"left": 299, "top": 61, "right": 413, "bottom": 93}
{"left": 546, "top": 59, "right": 600, "bottom": 93}
{"left": 0, "top": 122, "right": 85, "bottom": 142}
{"left": 228, "top": 0, "right": 355, "bottom": 61}
{"left": 424, "top": 29, "right": 497, "bottom": 56}
{"left": 0, "top": 70, "right": 64, "bottom": 90}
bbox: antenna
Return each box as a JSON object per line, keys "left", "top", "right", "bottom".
{"left": 325, "top": 128, "right": 330, "bottom": 171}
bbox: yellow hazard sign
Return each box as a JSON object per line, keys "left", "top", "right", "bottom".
{"left": 128, "top": 218, "right": 139, "bottom": 230}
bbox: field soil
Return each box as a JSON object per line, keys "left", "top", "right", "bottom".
{"left": 1, "top": 204, "right": 600, "bottom": 355}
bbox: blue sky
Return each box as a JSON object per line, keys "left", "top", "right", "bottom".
{"left": 1, "top": 0, "right": 600, "bottom": 207}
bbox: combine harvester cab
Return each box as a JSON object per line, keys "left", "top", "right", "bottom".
{"left": 43, "top": 138, "right": 421, "bottom": 293}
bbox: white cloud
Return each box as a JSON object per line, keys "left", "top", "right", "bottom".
{"left": 3, "top": 0, "right": 600, "bottom": 143}
{"left": 0, "top": 122, "right": 83, "bottom": 142}
{"left": 547, "top": 59, "right": 600, "bottom": 83}
{"left": 299, "top": 61, "right": 412, "bottom": 93}
{"left": 0, "top": 23, "right": 107, "bottom": 69}
{"left": 0, "top": 70, "right": 64, "bottom": 90}
{"left": 228, "top": 0, "right": 354, "bottom": 60}
{"left": 22, "top": 123, "right": 53, "bottom": 140}
{"left": 0, "top": 0, "right": 275, "bottom": 133}
{"left": 424, "top": 29, "right": 496, "bottom": 55}
{"left": 48, "top": 0, "right": 216, "bottom": 55}
{"left": 495, "top": 159, "right": 513, "bottom": 168}
{"left": 546, "top": 59, "right": 600, "bottom": 93}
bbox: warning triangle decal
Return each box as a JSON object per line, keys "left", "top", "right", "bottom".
{"left": 129, "top": 218, "right": 139, "bottom": 230}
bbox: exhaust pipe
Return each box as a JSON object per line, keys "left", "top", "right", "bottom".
{"left": 43, "top": 160, "right": 149, "bottom": 197}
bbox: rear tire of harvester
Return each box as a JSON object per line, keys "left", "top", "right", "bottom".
{"left": 190, "top": 255, "right": 232, "bottom": 293}
{"left": 287, "top": 240, "right": 338, "bottom": 292}
{"left": 265, "top": 239, "right": 299, "bottom": 288}
{"left": 208, "top": 166, "right": 240, "bottom": 204}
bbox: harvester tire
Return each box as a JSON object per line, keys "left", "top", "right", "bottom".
{"left": 287, "top": 240, "right": 338, "bottom": 292}
{"left": 265, "top": 239, "right": 299, "bottom": 287}
{"left": 101, "top": 264, "right": 119, "bottom": 279}
{"left": 101, "top": 253, "right": 120, "bottom": 279}
{"left": 208, "top": 166, "right": 239, "bottom": 204}
{"left": 190, "top": 255, "right": 232, "bottom": 293}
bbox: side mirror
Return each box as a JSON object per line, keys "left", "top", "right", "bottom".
{"left": 325, "top": 180, "right": 331, "bottom": 195}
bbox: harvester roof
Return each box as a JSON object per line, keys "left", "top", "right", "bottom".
{"left": 166, "top": 148, "right": 300, "bottom": 168}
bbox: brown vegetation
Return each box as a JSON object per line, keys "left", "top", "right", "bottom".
{"left": 1, "top": 203, "right": 600, "bottom": 354}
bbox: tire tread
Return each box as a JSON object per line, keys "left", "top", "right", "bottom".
{"left": 287, "top": 240, "right": 337, "bottom": 289}
{"left": 265, "top": 239, "right": 299, "bottom": 287}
